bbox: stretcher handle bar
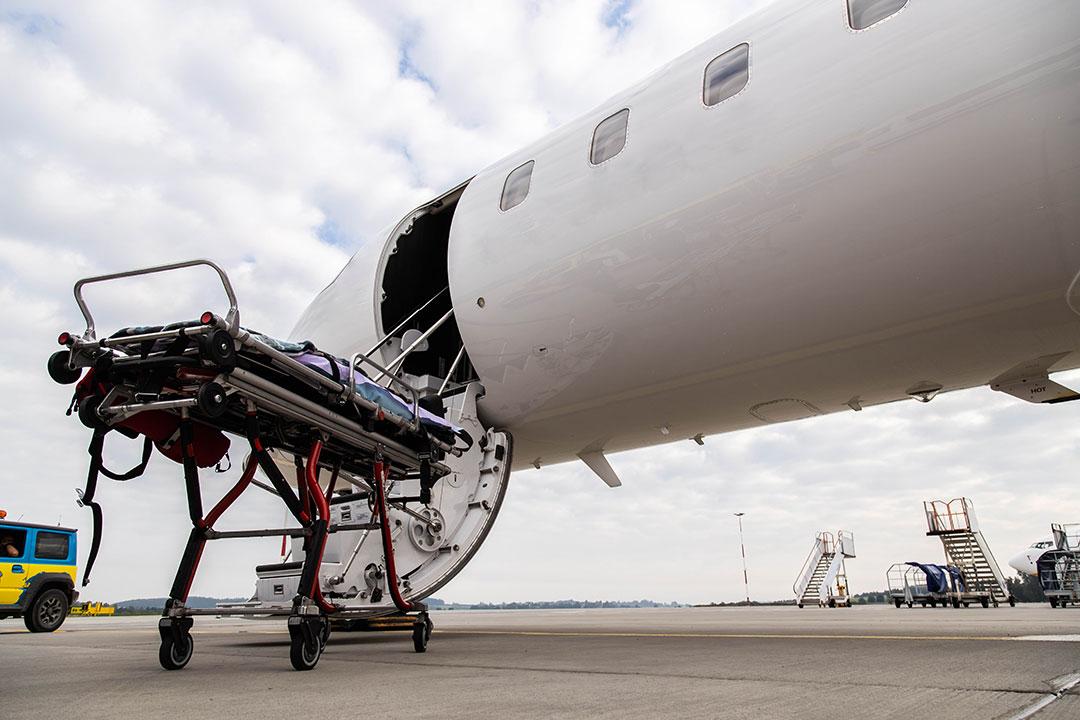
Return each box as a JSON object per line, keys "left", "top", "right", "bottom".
{"left": 100, "top": 397, "right": 198, "bottom": 423}
{"left": 346, "top": 352, "right": 420, "bottom": 432}
{"left": 374, "top": 308, "right": 455, "bottom": 384}
{"left": 437, "top": 344, "right": 467, "bottom": 397}
{"left": 76, "top": 325, "right": 213, "bottom": 353}
{"left": 364, "top": 286, "right": 448, "bottom": 358}
{"left": 74, "top": 259, "right": 239, "bottom": 341}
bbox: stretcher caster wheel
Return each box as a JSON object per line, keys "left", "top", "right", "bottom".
{"left": 47, "top": 351, "right": 82, "bottom": 384}
{"left": 412, "top": 614, "right": 432, "bottom": 653}
{"left": 200, "top": 329, "right": 236, "bottom": 369}
{"left": 159, "top": 630, "right": 194, "bottom": 670}
{"left": 288, "top": 616, "right": 322, "bottom": 671}
{"left": 290, "top": 632, "right": 321, "bottom": 671}
{"left": 78, "top": 396, "right": 106, "bottom": 430}
{"left": 197, "top": 381, "right": 229, "bottom": 418}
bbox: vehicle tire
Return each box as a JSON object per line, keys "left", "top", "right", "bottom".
{"left": 23, "top": 588, "right": 69, "bottom": 633}
{"left": 196, "top": 381, "right": 229, "bottom": 418}
{"left": 159, "top": 631, "right": 194, "bottom": 670}
{"left": 47, "top": 351, "right": 82, "bottom": 385}
{"left": 200, "top": 329, "right": 236, "bottom": 369}
{"left": 290, "top": 632, "right": 321, "bottom": 671}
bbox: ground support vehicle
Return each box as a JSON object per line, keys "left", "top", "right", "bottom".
{"left": 0, "top": 521, "right": 78, "bottom": 632}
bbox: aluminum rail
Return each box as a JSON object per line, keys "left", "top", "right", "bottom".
{"left": 345, "top": 352, "right": 420, "bottom": 432}
{"left": 231, "top": 328, "right": 421, "bottom": 437}
{"left": 373, "top": 308, "right": 455, "bottom": 383}
{"left": 437, "top": 345, "right": 467, "bottom": 396}
{"left": 364, "top": 286, "right": 449, "bottom": 358}
{"left": 225, "top": 367, "right": 450, "bottom": 475}
{"left": 74, "top": 259, "right": 239, "bottom": 341}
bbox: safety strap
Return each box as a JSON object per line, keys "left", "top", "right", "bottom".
{"left": 78, "top": 429, "right": 154, "bottom": 586}
{"left": 98, "top": 436, "right": 153, "bottom": 481}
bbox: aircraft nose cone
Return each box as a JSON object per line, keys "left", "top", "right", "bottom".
{"left": 1008, "top": 550, "right": 1038, "bottom": 577}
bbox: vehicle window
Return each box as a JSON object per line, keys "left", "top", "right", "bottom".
{"left": 590, "top": 109, "right": 630, "bottom": 165}
{"left": 35, "top": 531, "right": 69, "bottom": 561}
{"left": 847, "top": 0, "right": 908, "bottom": 30}
{"left": 703, "top": 44, "right": 749, "bottom": 107}
{"left": 1, "top": 528, "right": 27, "bottom": 558}
{"left": 500, "top": 160, "right": 534, "bottom": 211}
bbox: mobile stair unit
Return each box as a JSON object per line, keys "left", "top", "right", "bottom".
{"left": 794, "top": 531, "right": 855, "bottom": 608}
{"left": 1039, "top": 523, "right": 1080, "bottom": 608}
{"left": 924, "top": 498, "right": 1014, "bottom": 608}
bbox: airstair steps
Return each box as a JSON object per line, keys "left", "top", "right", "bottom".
{"left": 924, "top": 498, "right": 1012, "bottom": 606}
{"left": 794, "top": 530, "right": 855, "bottom": 608}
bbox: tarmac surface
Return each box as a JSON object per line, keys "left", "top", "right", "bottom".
{"left": 2, "top": 605, "right": 1079, "bottom": 719}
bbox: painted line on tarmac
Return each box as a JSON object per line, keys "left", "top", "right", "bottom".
{"left": 434, "top": 629, "right": 1080, "bottom": 642}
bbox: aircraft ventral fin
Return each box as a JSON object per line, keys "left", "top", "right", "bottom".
{"left": 990, "top": 352, "right": 1080, "bottom": 404}
{"left": 577, "top": 450, "right": 622, "bottom": 488}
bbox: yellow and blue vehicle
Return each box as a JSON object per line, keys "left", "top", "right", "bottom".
{"left": 0, "top": 520, "right": 79, "bottom": 632}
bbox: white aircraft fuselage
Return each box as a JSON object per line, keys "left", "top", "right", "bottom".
{"left": 295, "top": 0, "right": 1080, "bottom": 472}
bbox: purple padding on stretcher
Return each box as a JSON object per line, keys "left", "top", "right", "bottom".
{"left": 290, "top": 351, "right": 458, "bottom": 437}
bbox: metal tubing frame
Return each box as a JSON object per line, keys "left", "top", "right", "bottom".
{"left": 374, "top": 308, "right": 455, "bottom": 383}
{"left": 372, "top": 458, "right": 414, "bottom": 613}
{"left": 364, "top": 286, "right": 449, "bottom": 358}
{"left": 74, "top": 259, "right": 239, "bottom": 341}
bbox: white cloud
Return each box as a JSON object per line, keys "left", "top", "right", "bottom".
{"left": 2, "top": 0, "right": 1076, "bottom": 606}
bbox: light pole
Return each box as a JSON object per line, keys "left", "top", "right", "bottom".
{"left": 734, "top": 512, "right": 750, "bottom": 604}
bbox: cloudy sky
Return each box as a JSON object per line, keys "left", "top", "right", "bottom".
{"left": 3, "top": 0, "right": 1078, "bottom": 606}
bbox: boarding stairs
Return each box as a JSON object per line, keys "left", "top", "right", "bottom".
{"left": 924, "top": 498, "right": 1013, "bottom": 607}
{"left": 794, "top": 531, "right": 855, "bottom": 608}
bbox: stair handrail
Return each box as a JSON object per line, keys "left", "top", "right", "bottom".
{"left": 925, "top": 497, "right": 976, "bottom": 533}
{"left": 836, "top": 530, "right": 856, "bottom": 557}
{"left": 793, "top": 533, "right": 828, "bottom": 598}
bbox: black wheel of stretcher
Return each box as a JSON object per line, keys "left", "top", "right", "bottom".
{"left": 47, "top": 351, "right": 82, "bottom": 384}
{"left": 290, "top": 632, "right": 321, "bottom": 671}
{"left": 200, "top": 329, "right": 236, "bottom": 369}
{"left": 196, "top": 381, "right": 229, "bottom": 418}
{"left": 159, "top": 631, "right": 194, "bottom": 670}
{"left": 78, "top": 396, "right": 106, "bottom": 430}
{"left": 412, "top": 614, "right": 433, "bottom": 653}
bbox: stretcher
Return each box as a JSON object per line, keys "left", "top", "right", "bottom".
{"left": 48, "top": 260, "right": 483, "bottom": 670}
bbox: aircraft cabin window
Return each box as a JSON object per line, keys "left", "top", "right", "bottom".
{"left": 499, "top": 160, "right": 534, "bottom": 211}
{"left": 703, "top": 43, "right": 749, "bottom": 107}
{"left": 590, "top": 108, "right": 630, "bottom": 165}
{"left": 847, "top": 0, "right": 908, "bottom": 30}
